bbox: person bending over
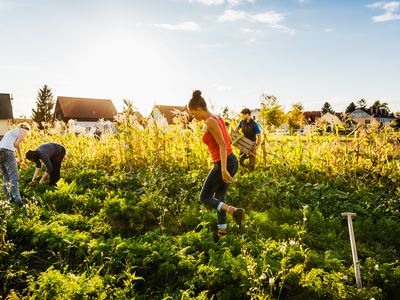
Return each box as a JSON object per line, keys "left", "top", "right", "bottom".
{"left": 26, "top": 142, "right": 66, "bottom": 186}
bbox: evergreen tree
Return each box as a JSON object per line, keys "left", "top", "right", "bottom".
{"left": 357, "top": 98, "right": 367, "bottom": 109}
{"left": 32, "top": 84, "right": 54, "bottom": 129}
{"left": 321, "top": 102, "right": 334, "bottom": 114}
{"left": 345, "top": 102, "right": 356, "bottom": 114}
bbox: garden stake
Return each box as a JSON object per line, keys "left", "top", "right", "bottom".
{"left": 341, "top": 212, "right": 362, "bottom": 288}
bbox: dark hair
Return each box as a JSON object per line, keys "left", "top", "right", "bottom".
{"left": 188, "top": 90, "right": 207, "bottom": 110}
{"left": 241, "top": 108, "right": 251, "bottom": 115}
{"left": 26, "top": 150, "right": 40, "bottom": 162}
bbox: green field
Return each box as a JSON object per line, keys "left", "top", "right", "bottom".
{"left": 1, "top": 121, "right": 399, "bottom": 299}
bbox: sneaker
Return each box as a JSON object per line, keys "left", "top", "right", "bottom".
{"left": 233, "top": 208, "right": 245, "bottom": 229}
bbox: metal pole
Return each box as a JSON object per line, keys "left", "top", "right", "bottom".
{"left": 341, "top": 212, "right": 362, "bottom": 288}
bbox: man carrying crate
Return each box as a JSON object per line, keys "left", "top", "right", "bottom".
{"left": 234, "top": 108, "right": 262, "bottom": 171}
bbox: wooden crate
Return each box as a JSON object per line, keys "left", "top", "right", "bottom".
{"left": 230, "top": 131, "right": 255, "bottom": 155}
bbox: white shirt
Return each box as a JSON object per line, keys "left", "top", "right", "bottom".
{"left": 0, "top": 127, "right": 20, "bottom": 151}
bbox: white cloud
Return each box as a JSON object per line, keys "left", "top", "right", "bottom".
{"left": 384, "top": 1, "right": 400, "bottom": 11}
{"left": 154, "top": 21, "right": 201, "bottom": 31}
{"left": 241, "top": 28, "right": 262, "bottom": 33}
{"left": 368, "top": 1, "right": 400, "bottom": 22}
{"left": 324, "top": 28, "right": 334, "bottom": 32}
{"left": 188, "top": 0, "right": 254, "bottom": 6}
{"left": 189, "top": 0, "right": 224, "bottom": 5}
{"left": 218, "top": 9, "right": 248, "bottom": 21}
{"left": 367, "top": 2, "right": 385, "bottom": 8}
{"left": 251, "top": 11, "right": 285, "bottom": 24}
{"left": 373, "top": 11, "right": 400, "bottom": 21}
{"left": 219, "top": 9, "right": 295, "bottom": 34}
{"left": 227, "top": 0, "right": 255, "bottom": 6}
{"left": 197, "top": 43, "right": 224, "bottom": 48}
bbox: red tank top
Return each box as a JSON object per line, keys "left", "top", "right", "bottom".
{"left": 202, "top": 115, "right": 233, "bottom": 163}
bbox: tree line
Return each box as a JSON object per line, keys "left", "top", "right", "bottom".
{"left": 24, "top": 84, "right": 399, "bottom": 133}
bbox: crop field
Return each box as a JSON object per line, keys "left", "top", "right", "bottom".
{"left": 1, "top": 119, "right": 399, "bottom": 299}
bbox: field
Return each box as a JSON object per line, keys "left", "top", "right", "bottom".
{"left": 1, "top": 119, "right": 399, "bottom": 299}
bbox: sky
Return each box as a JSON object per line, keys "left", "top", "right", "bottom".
{"left": 1, "top": 0, "right": 399, "bottom": 118}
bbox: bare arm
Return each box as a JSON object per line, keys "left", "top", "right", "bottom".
{"left": 255, "top": 133, "right": 262, "bottom": 148}
{"left": 39, "top": 172, "right": 49, "bottom": 184}
{"left": 31, "top": 168, "right": 41, "bottom": 183}
{"left": 206, "top": 118, "right": 233, "bottom": 183}
{"left": 14, "top": 129, "right": 28, "bottom": 168}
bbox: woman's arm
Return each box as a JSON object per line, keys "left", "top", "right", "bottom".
{"left": 206, "top": 118, "right": 233, "bottom": 183}
{"left": 14, "top": 129, "right": 28, "bottom": 168}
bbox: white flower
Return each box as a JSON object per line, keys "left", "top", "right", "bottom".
{"left": 259, "top": 273, "right": 267, "bottom": 280}
{"left": 343, "top": 275, "right": 348, "bottom": 280}
{"left": 289, "top": 240, "right": 296, "bottom": 246}
{"left": 269, "top": 277, "right": 275, "bottom": 285}
{"left": 374, "top": 264, "right": 379, "bottom": 270}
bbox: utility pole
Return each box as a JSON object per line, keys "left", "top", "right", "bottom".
{"left": 341, "top": 212, "right": 362, "bottom": 288}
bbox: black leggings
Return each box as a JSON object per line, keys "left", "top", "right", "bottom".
{"left": 49, "top": 147, "right": 66, "bottom": 185}
{"left": 199, "top": 153, "right": 238, "bottom": 225}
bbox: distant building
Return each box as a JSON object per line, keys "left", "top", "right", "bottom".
{"left": 54, "top": 96, "right": 118, "bottom": 133}
{"left": 150, "top": 105, "right": 190, "bottom": 127}
{"left": 251, "top": 108, "right": 261, "bottom": 123}
{"left": 0, "top": 93, "right": 13, "bottom": 136}
{"left": 303, "top": 111, "right": 322, "bottom": 124}
{"left": 347, "top": 108, "right": 372, "bottom": 125}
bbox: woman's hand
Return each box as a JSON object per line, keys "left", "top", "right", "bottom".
{"left": 16, "top": 159, "right": 27, "bottom": 169}
{"left": 222, "top": 169, "right": 234, "bottom": 184}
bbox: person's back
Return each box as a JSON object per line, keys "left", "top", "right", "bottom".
{"left": 37, "top": 143, "right": 64, "bottom": 159}
{"left": 26, "top": 142, "right": 66, "bottom": 185}
{"left": 0, "top": 127, "right": 20, "bottom": 151}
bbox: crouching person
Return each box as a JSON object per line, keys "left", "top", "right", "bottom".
{"left": 26, "top": 143, "right": 66, "bottom": 186}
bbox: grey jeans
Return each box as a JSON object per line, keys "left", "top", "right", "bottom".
{"left": 0, "top": 149, "right": 23, "bottom": 205}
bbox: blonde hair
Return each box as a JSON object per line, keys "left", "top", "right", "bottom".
{"left": 18, "top": 122, "right": 31, "bottom": 131}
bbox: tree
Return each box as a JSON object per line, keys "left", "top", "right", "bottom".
{"left": 287, "top": 103, "right": 306, "bottom": 133}
{"left": 345, "top": 102, "right": 356, "bottom": 114}
{"left": 357, "top": 98, "right": 367, "bottom": 109}
{"left": 258, "top": 94, "right": 285, "bottom": 132}
{"left": 32, "top": 84, "right": 54, "bottom": 129}
{"left": 220, "top": 106, "right": 233, "bottom": 120}
{"left": 370, "top": 100, "right": 390, "bottom": 116}
{"left": 321, "top": 102, "right": 334, "bottom": 114}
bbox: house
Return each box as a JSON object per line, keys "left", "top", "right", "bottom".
{"left": 303, "top": 111, "right": 322, "bottom": 124}
{"left": 0, "top": 93, "right": 13, "bottom": 136}
{"left": 251, "top": 108, "right": 261, "bottom": 123}
{"left": 318, "top": 112, "right": 345, "bottom": 132}
{"left": 150, "top": 105, "right": 190, "bottom": 127}
{"left": 54, "top": 96, "right": 118, "bottom": 133}
{"left": 347, "top": 108, "right": 373, "bottom": 125}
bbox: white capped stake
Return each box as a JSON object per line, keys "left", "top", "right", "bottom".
{"left": 341, "top": 212, "right": 362, "bottom": 288}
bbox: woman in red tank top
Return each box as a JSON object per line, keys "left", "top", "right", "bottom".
{"left": 188, "top": 90, "right": 245, "bottom": 242}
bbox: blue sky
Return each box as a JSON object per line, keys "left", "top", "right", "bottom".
{"left": 1, "top": 0, "right": 399, "bottom": 117}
